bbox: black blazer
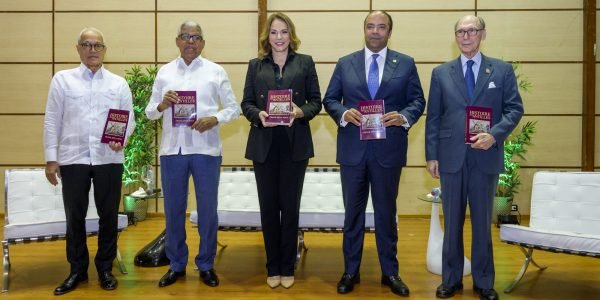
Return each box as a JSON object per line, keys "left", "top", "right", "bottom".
{"left": 241, "top": 52, "right": 322, "bottom": 163}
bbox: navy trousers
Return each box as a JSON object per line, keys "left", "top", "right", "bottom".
{"left": 160, "top": 153, "right": 221, "bottom": 272}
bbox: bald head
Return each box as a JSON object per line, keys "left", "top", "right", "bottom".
{"left": 454, "top": 15, "right": 485, "bottom": 31}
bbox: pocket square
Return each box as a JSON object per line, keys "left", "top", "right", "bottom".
{"left": 488, "top": 82, "right": 497, "bottom": 89}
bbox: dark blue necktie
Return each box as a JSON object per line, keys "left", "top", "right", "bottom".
{"left": 368, "top": 54, "right": 380, "bottom": 99}
{"left": 465, "top": 59, "right": 475, "bottom": 100}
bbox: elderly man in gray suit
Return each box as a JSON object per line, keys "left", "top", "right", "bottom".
{"left": 425, "top": 15, "right": 524, "bottom": 300}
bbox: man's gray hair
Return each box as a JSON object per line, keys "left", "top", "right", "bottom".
{"left": 177, "top": 20, "right": 203, "bottom": 38}
{"left": 77, "top": 27, "right": 105, "bottom": 43}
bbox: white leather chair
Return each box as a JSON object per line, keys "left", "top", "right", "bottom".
{"left": 2, "top": 169, "right": 128, "bottom": 292}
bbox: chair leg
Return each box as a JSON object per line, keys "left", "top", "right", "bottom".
{"left": 295, "top": 230, "right": 308, "bottom": 269}
{"left": 217, "top": 240, "right": 228, "bottom": 249}
{"left": 504, "top": 246, "right": 548, "bottom": 293}
{"left": 116, "top": 247, "right": 128, "bottom": 275}
{"left": 2, "top": 242, "right": 10, "bottom": 293}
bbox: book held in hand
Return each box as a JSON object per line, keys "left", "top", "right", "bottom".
{"left": 265, "top": 89, "right": 293, "bottom": 125}
{"left": 359, "top": 100, "right": 386, "bottom": 140}
{"left": 101, "top": 109, "right": 130, "bottom": 145}
{"left": 172, "top": 91, "right": 197, "bottom": 127}
{"left": 465, "top": 105, "right": 492, "bottom": 144}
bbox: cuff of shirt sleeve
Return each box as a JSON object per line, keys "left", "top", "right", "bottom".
{"left": 340, "top": 110, "right": 349, "bottom": 127}
{"left": 45, "top": 149, "right": 57, "bottom": 162}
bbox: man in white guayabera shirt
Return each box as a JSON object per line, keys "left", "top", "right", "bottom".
{"left": 145, "top": 20, "right": 240, "bottom": 289}
{"left": 44, "top": 27, "right": 135, "bottom": 295}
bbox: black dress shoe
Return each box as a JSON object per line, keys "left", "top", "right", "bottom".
{"left": 99, "top": 271, "right": 118, "bottom": 290}
{"left": 381, "top": 275, "right": 410, "bottom": 296}
{"left": 200, "top": 269, "right": 219, "bottom": 287}
{"left": 54, "top": 273, "right": 88, "bottom": 295}
{"left": 474, "top": 286, "right": 499, "bottom": 300}
{"left": 159, "top": 269, "right": 186, "bottom": 287}
{"left": 436, "top": 283, "right": 463, "bottom": 298}
{"left": 337, "top": 273, "right": 360, "bottom": 294}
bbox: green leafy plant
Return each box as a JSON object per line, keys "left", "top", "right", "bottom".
{"left": 122, "top": 65, "right": 158, "bottom": 188}
{"left": 496, "top": 121, "right": 537, "bottom": 198}
{"left": 496, "top": 62, "right": 535, "bottom": 199}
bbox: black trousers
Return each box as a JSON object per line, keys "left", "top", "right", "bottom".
{"left": 253, "top": 127, "right": 308, "bottom": 276}
{"left": 60, "top": 164, "right": 123, "bottom": 275}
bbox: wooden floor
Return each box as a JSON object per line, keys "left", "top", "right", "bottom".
{"left": 1, "top": 217, "right": 598, "bottom": 299}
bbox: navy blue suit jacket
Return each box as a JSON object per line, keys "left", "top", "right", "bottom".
{"left": 425, "top": 55, "right": 524, "bottom": 174}
{"left": 323, "top": 49, "right": 425, "bottom": 168}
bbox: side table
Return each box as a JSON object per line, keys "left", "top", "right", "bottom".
{"left": 418, "top": 193, "right": 471, "bottom": 276}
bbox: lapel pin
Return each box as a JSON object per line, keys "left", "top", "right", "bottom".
{"left": 485, "top": 68, "right": 491, "bottom": 74}
{"left": 392, "top": 59, "right": 397, "bottom": 63}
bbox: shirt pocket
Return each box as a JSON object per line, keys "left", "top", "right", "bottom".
{"left": 63, "top": 90, "right": 87, "bottom": 118}
{"left": 100, "top": 89, "right": 121, "bottom": 110}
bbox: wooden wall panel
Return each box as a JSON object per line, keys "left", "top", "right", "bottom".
{"left": 156, "top": 13, "right": 257, "bottom": 63}
{"left": 157, "top": 0, "right": 256, "bottom": 11}
{"left": 286, "top": 12, "right": 366, "bottom": 62}
{"left": 305, "top": 115, "right": 338, "bottom": 166}
{"left": 417, "top": 63, "right": 437, "bottom": 100}
{"left": 0, "top": 13, "right": 52, "bottom": 62}
{"left": 597, "top": 64, "right": 600, "bottom": 113}
{"left": 406, "top": 119, "right": 426, "bottom": 166}
{"left": 397, "top": 167, "right": 440, "bottom": 215}
{"left": 374, "top": 0, "right": 473, "bottom": 10}
{"left": 391, "top": 12, "right": 469, "bottom": 62}
{"left": 519, "top": 116, "right": 581, "bottom": 167}
{"left": 0, "top": 65, "right": 52, "bottom": 114}
{"left": 55, "top": 0, "right": 155, "bottom": 11}
{"left": 518, "top": 63, "right": 582, "bottom": 115}
{"left": 595, "top": 116, "right": 600, "bottom": 167}
{"left": 0, "top": 0, "right": 52, "bottom": 11}
{"left": 221, "top": 117, "right": 252, "bottom": 166}
{"left": 315, "top": 63, "right": 335, "bottom": 104}
{"left": 0, "top": 116, "right": 44, "bottom": 165}
{"left": 54, "top": 13, "right": 155, "bottom": 62}
{"left": 268, "top": 0, "right": 368, "bottom": 11}
{"left": 479, "top": 11, "right": 583, "bottom": 62}
{"left": 479, "top": 0, "right": 583, "bottom": 10}
{"left": 221, "top": 64, "right": 250, "bottom": 105}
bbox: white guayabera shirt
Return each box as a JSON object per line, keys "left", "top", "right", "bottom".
{"left": 44, "top": 63, "right": 135, "bottom": 165}
{"left": 145, "top": 55, "right": 240, "bottom": 157}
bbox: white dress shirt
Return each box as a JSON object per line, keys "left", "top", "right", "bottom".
{"left": 44, "top": 63, "right": 135, "bottom": 166}
{"left": 364, "top": 47, "right": 387, "bottom": 85}
{"left": 340, "top": 47, "right": 408, "bottom": 128}
{"left": 145, "top": 55, "right": 240, "bottom": 157}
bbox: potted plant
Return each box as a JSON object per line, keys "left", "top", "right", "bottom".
{"left": 493, "top": 62, "right": 536, "bottom": 223}
{"left": 122, "top": 65, "right": 158, "bottom": 221}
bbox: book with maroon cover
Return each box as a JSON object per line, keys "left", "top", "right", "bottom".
{"left": 359, "top": 100, "right": 386, "bottom": 140}
{"left": 465, "top": 105, "right": 492, "bottom": 144}
{"left": 172, "top": 91, "right": 197, "bottom": 127}
{"left": 101, "top": 109, "right": 130, "bottom": 144}
{"left": 265, "top": 89, "right": 292, "bottom": 125}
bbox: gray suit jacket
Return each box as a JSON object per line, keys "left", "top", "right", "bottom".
{"left": 425, "top": 54, "right": 524, "bottom": 174}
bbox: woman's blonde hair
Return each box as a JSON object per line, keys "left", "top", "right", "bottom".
{"left": 258, "top": 12, "right": 301, "bottom": 59}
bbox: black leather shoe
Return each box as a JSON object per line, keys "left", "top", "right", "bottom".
{"left": 99, "top": 271, "right": 118, "bottom": 290}
{"left": 200, "top": 269, "right": 219, "bottom": 287}
{"left": 54, "top": 273, "right": 88, "bottom": 295}
{"left": 381, "top": 275, "right": 410, "bottom": 296}
{"left": 436, "top": 283, "right": 463, "bottom": 298}
{"left": 474, "top": 286, "right": 499, "bottom": 300}
{"left": 337, "top": 273, "right": 360, "bottom": 294}
{"left": 159, "top": 269, "right": 186, "bottom": 287}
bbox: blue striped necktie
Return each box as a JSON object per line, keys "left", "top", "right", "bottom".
{"left": 368, "top": 54, "right": 380, "bottom": 99}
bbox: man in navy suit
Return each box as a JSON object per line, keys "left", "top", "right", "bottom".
{"left": 323, "top": 10, "right": 425, "bottom": 296}
{"left": 425, "top": 15, "right": 524, "bottom": 300}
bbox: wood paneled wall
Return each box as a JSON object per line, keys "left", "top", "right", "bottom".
{"left": 0, "top": 0, "right": 591, "bottom": 215}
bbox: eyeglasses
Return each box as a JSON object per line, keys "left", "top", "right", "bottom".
{"left": 178, "top": 33, "right": 203, "bottom": 42}
{"left": 455, "top": 28, "right": 484, "bottom": 37}
{"left": 79, "top": 42, "right": 106, "bottom": 51}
